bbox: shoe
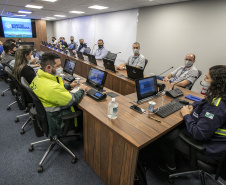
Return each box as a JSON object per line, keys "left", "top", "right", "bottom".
{"left": 157, "top": 160, "right": 177, "bottom": 174}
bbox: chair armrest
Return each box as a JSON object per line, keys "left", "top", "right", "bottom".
{"left": 179, "top": 133, "right": 206, "bottom": 151}
{"left": 61, "top": 111, "right": 82, "bottom": 120}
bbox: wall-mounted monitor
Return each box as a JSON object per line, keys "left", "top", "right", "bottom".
{"left": 0, "top": 17, "right": 36, "bottom": 38}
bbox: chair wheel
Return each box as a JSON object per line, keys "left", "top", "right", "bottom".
{"left": 7, "top": 107, "right": 11, "bottom": 110}
{"left": 1, "top": 93, "right": 4, "bottom": 96}
{"left": 71, "top": 157, "right": 78, "bottom": 164}
{"left": 169, "top": 178, "right": 175, "bottom": 184}
{"left": 20, "top": 129, "right": 25, "bottom": 134}
{"left": 28, "top": 145, "right": 34, "bottom": 152}
{"left": 14, "top": 118, "right": 19, "bottom": 123}
{"left": 38, "top": 166, "right": 43, "bottom": 173}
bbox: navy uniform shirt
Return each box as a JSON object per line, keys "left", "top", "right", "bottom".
{"left": 183, "top": 98, "right": 226, "bottom": 160}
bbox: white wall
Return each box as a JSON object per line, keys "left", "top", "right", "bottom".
{"left": 46, "top": 21, "right": 54, "bottom": 43}
{"left": 52, "top": 9, "right": 138, "bottom": 63}
{"left": 137, "top": 0, "right": 226, "bottom": 93}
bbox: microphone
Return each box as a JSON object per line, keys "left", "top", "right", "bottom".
{"left": 91, "top": 44, "right": 97, "bottom": 54}
{"left": 172, "top": 76, "right": 198, "bottom": 90}
{"left": 157, "top": 66, "right": 173, "bottom": 76}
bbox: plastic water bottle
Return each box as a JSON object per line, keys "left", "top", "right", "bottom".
{"left": 108, "top": 98, "right": 118, "bottom": 119}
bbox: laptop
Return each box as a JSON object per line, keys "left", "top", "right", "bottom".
{"left": 135, "top": 76, "right": 158, "bottom": 102}
{"left": 87, "top": 54, "right": 97, "bottom": 65}
{"left": 126, "top": 65, "right": 144, "bottom": 81}
{"left": 77, "top": 51, "right": 84, "bottom": 60}
{"left": 63, "top": 59, "right": 76, "bottom": 82}
{"left": 103, "top": 58, "right": 117, "bottom": 73}
{"left": 84, "top": 67, "right": 107, "bottom": 91}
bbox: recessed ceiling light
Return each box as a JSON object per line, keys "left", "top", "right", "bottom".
{"left": 14, "top": 14, "right": 27, "bottom": 17}
{"left": 69, "top": 11, "right": 85, "bottom": 14}
{"left": 41, "top": 18, "right": 51, "bottom": 20}
{"left": 46, "top": 17, "right": 56, "bottom": 19}
{"left": 54, "top": 15, "right": 66, "bottom": 17}
{"left": 42, "top": 0, "right": 57, "bottom": 2}
{"left": 25, "top": 5, "right": 43, "bottom": 9}
{"left": 18, "top": 10, "right": 32, "bottom": 14}
{"left": 88, "top": 5, "right": 108, "bottom": 10}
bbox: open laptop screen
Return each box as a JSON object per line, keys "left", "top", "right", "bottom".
{"left": 88, "top": 68, "right": 107, "bottom": 86}
{"left": 63, "top": 59, "right": 76, "bottom": 75}
{"left": 135, "top": 76, "right": 158, "bottom": 101}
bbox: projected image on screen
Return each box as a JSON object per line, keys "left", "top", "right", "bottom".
{"left": 139, "top": 78, "right": 155, "bottom": 98}
{"left": 1, "top": 17, "right": 32, "bottom": 38}
{"left": 89, "top": 68, "right": 105, "bottom": 85}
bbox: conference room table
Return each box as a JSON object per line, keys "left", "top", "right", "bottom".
{"left": 68, "top": 74, "right": 204, "bottom": 185}
{"left": 40, "top": 45, "right": 136, "bottom": 95}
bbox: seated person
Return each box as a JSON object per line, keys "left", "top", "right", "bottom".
{"left": 29, "top": 52, "right": 87, "bottom": 136}
{"left": 1, "top": 42, "right": 16, "bottom": 67}
{"left": 28, "top": 55, "right": 41, "bottom": 68}
{"left": 68, "top": 36, "right": 78, "bottom": 50}
{"left": 73, "top": 39, "right": 87, "bottom": 54}
{"left": 59, "top": 37, "right": 68, "bottom": 48}
{"left": 162, "top": 54, "right": 198, "bottom": 88}
{"left": 159, "top": 65, "right": 226, "bottom": 171}
{"left": 117, "top": 42, "right": 145, "bottom": 70}
{"left": 52, "top": 37, "right": 58, "bottom": 45}
{"left": 93, "top": 39, "right": 108, "bottom": 60}
{"left": 0, "top": 41, "right": 3, "bottom": 55}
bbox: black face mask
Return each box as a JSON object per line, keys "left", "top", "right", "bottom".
{"left": 71, "top": 40, "right": 74, "bottom": 42}
{"left": 11, "top": 50, "right": 16, "bottom": 55}
{"left": 98, "top": 45, "right": 103, "bottom": 49}
{"left": 80, "top": 42, "right": 83, "bottom": 46}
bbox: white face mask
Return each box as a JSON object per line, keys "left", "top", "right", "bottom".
{"left": 184, "top": 60, "right": 193, "bottom": 68}
{"left": 28, "top": 55, "right": 34, "bottom": 65}
{"left": 55, "top": 67, "right": 63, "bottom": 75}
{"left": 133, "top": 49, "right": 139, "bottom": 54}
{"left": 200, "top": 80, "right": 211, "bottom": 88}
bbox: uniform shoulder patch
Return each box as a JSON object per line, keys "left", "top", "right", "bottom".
{"left": 205, "top": 112, "right": 214, "bottom": 119}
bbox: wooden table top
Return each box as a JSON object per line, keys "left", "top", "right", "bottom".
{"left": 73, "top": 76, "right": 204, "bottom": 150}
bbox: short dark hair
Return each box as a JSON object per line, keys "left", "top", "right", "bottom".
{"left": 133, "top": 42, "right": 140, "bottom": 48}
{"left": 98, "top": 39, "right": 104, "bottom": 43}
{"left": 6, "top": 39, "right": 16, "bottom": 43}
{"left": 41, "top": 52, "right": 60, "bottom": 70}
{"left": 3, "top": 42, "right": 16, "bottom": 53}
{"left": 52, "top": 37, "right": 56, "bottom": 40}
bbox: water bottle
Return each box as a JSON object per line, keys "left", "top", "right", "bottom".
{"left": 108, "top": 98, "right": 118, "bottom": 119}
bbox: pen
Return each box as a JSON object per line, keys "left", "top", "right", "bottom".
{"left": 149, "top": 115, "right": 161, "bottom": 123}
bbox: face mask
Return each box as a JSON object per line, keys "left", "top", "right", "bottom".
{"left": 11, "top": 50, "right": 16, "bottom": 55}
{"left": 200, "top": 80, "right": 211, "bottom": 88}
{"left": 60, "top": 40, "right": 63, "bottom": 43}
{"left": 71, "top": 40, "right": 74, "bottom": 42}
{"left": 98, "top": 45, "right": 103, "bottom": 49}
{"left": 80, "top": 42, "right": 83, "bottom": 46}
{"left": 55, "top": 67, "right": 63, "bottom": 76}
{"left": 184, "top": 60, "right": 193, "bottom": 68}
{"left": 133, "top": 49, "right": 139, "bottom": 54}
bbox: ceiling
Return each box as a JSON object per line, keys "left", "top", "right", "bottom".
{"left": 0, "top": 0, "right": 191, "bottom": 21}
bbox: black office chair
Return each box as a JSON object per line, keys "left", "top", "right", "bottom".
{"left": 143, "top": 59, "right": 148, "bottom": 70}
{"left": 1, "top": 63, "right": 12, "bottom": 96}
{"left": 4, "top": 65, "right": 32, "bottom": 134}
{"left": 21, "top": 77, "right": 82, "bottom": 173}
{"left": 106, "top": 51, "right": 117, "bottom": 62}
{"left": 169, "top": 133, "right": 226, "bottom": 185}
{"left": 188, "top": 70, "right": 202, "bottom": 90}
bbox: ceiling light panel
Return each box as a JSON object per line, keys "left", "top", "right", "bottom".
{"left": 88, "top": 5, "right": 109, "bottom": 10}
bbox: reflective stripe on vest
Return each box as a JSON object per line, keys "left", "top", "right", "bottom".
{"left": 215, "top": 128, "right": 226, "bottom": 136}
{"left": 212, "top": 98, "right": 221, "bottom": 106}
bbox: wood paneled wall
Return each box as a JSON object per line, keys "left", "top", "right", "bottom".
{"left": 0, "top": 20, "right": 47, "bottom": 51}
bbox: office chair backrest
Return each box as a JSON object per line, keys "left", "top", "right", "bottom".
{"left": 84, "top": 47, "right": 91, "bottom": 54}
{"left": 143, "top": 59, "right": 148, "bottom": 70}
{"left": 21, "top": 77, "right": 48, "bottom": 137}
{"left": 106, "top": 51, "right": 117, "bottom": 62}
{"left": 188, "top": 69, "right": 202, "bottom": 90}
{"left": 5, "top": 66, "right": 26, "bottom": 110}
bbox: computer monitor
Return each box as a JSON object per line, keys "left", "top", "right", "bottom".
{"left": 63, "top": 59, "right": 76, "bottom": 75}
{"left": 87, "top": 67, "right": 107, "bottom": 89}
{"left": 135, "top": 76, "right": 158, "bottom": 101}
{"left": 88, "top": 54, "right": 97, "bottom": 65}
